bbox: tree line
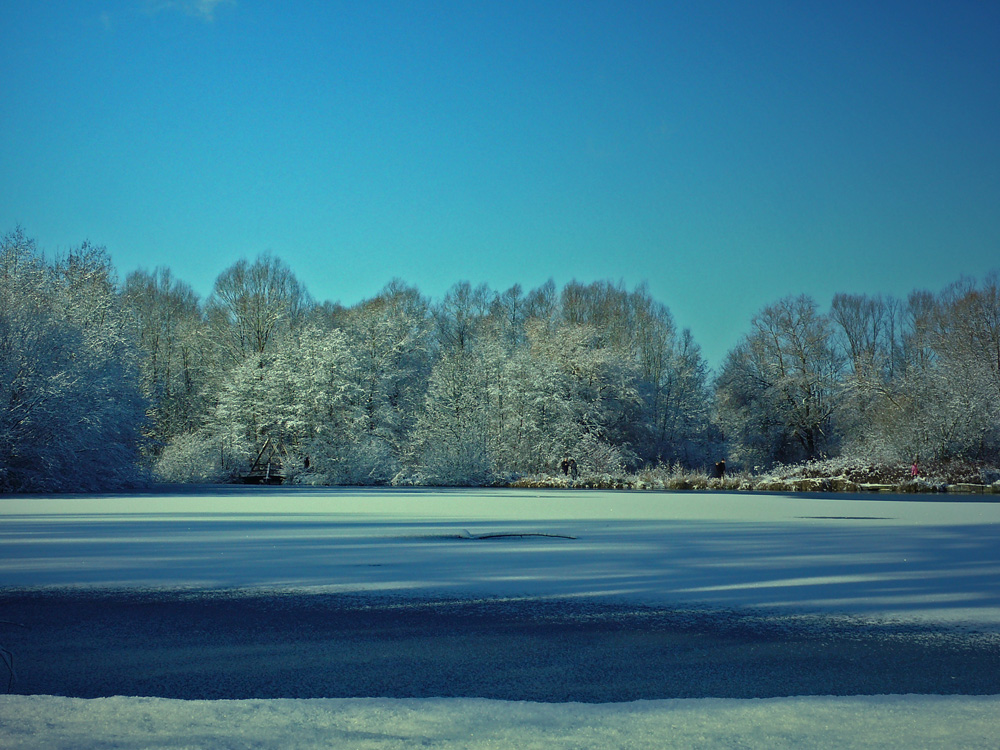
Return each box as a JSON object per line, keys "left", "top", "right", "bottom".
{"left": 1, "top": 227, "right": 998, "bottom": 492}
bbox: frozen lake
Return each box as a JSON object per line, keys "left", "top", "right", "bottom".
{"left": 3, "top": 487, "right": 1000, "bottom": 748}
{"left": 3, "top": 486, "right": 1000, "bottom": 625}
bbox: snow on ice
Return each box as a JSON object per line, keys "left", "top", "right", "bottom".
{"left": 2, "top": 486, "right": 999, "bottom": 748}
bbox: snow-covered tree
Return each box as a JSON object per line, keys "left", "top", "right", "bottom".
{"left": 0, "top": 229, "right": 146, "bottom": 492}
{"left": 273, "top": 324, "right": 362, "bottom": 483}
{"left": 840, "top": 279, "right": 1000, "bottom": 465}
{"left": 828, "top": 293, "right": 905, "bottom": 456}
{"left": 415, "top": 348, "right": 492, "bottom": 484}
{"left": 549, "top": 280, "right": 716, "bottom": 469}
{"left": 521, "top": 318, "right": 639, "bottom": 473}
{"left": 434, "top": 281, "right": 492, "bottom": 353}
{"left": 179, "top": 254, "right": 315, "bottom": 473}
{"left": 912, "top": 277, "right": 1000, "bottom": 462}
{"left": 123, "top": 267, "right": 207, "bottom": 452}
{"left": 647, "top": 328, "right": 717, "bottom": 467}
{"left": 716, "top": 295, "right": 843, "bottom": 468}
{"left": 342, "top": 280, "right": 434, "bottom": 479}
{"left": 205, "top": 253, "right": 312, "bottom": 366}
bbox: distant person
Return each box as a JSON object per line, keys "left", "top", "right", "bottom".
{"left": 568, "top": 458, "right": 578, "bottom": 479}
{"left": 561, "top": 457, "right": 570, "bottom": 476}
{"left": 713, "top": 459, "right": 726, "bottom": 479}
{"left": 911, "top": 459, "right": 919, "bottom": 478}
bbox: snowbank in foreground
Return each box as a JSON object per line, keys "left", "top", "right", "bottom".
{"left": 2, "top": 694, "right": 998, "bottom": 750}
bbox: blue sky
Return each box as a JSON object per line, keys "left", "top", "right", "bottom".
{"left": 2, "top": 1, "right": 998, "bottom": 369}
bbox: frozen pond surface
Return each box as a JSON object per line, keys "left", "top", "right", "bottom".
{"left": 2, "top": 486, "right": 1000, "bottom": 748}
{"left": 3, "top": 486, "right": 1000, "bottom": 625}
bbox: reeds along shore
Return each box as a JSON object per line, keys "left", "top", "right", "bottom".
{"left": 508, "top": 459, "right": 1000, "bottom": 495}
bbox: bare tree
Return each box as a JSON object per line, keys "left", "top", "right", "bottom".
{"left": 434, "top": 281, "right": 492, "bottom": 353}
{"left": 717, "top": 295, "right": 843, "bottom": 467}
{"left": 123, "top": 267, "right": 207, "bottom": 450}
{"left": 206, "top": 254, "right": 312, "bottom": 365}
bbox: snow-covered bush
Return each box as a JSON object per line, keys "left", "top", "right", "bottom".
{"left": 154, "top": 431, "right": 243, "bottom": 483}
{"left": 572, "top": 433, "right": 627, "bottom": 475}
{"left": 299, "top": 435, "right": 398, "bottom": 486}
{"left": 509, "top": 474, "right": 572, "bottom": 489}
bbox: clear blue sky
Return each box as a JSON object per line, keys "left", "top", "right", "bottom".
{"left": 3, "top": 1, "right": 998, "bottom": 369}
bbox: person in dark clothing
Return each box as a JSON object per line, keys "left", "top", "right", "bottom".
{"left": 713, "top": 459, "right": 726, "bottom": 479}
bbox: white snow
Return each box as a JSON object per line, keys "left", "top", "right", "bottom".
{"left": 2, "top": 486, "right": 999, "bottom": 748}
{"left": 2, "top": 693, "right": 999, "bottom": 749}
{"left": 4, "top": 487, "right": 1000, "bottom": 624}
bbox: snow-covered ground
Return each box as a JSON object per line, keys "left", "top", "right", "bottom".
{"left": 2, "top": 693, "right": 997, "bottom": 749}
{"left": 2, "top": 486, "right": 999, "bottom": 748}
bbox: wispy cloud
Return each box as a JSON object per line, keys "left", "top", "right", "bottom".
{"left": 144, "top": 0, "right": 236, "bottom": 22}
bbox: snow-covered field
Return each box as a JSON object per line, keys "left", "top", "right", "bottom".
{"left": 2, "top": 486, "right": 999, "bottom": 748}
{"left": 2, "top": 693, "right": 997, "bottom": 749}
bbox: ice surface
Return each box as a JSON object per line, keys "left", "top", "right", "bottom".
{"left": 2, "top": 487, "right": 1000, "bottom": 625}
{"left": 2, "top": 487, "right": 999, "bottom": 747}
